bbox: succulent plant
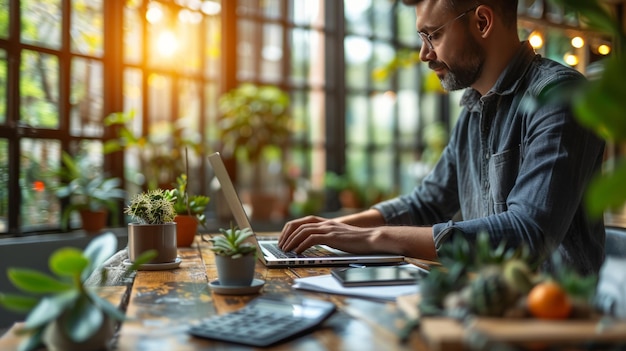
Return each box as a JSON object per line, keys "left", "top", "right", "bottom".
{"left": 208, "top": 224, "right": 256, "bottom": 259}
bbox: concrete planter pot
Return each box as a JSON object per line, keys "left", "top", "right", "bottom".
{"left": 42, "top": 313, "right": 114, "bottom": 351}
{"left": 215, "top": 253, "right": 256, "bottom": 286}
{"left": 127, "top": 222, "right": 177, "bottom": 264}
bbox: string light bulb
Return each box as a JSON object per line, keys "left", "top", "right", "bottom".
{"left": 571, "top": 36, "right": 584, "bottom": 48}
{"left": 564, "top": 53, "right": 579, "bottom": 66}
{"left": 529, "top": 31, "right": 544, "bottom": 49}
{"left": 598, "top": 44, "right": 611, "bottom": 55}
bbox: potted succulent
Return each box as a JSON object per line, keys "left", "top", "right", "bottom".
{"left": 124, "top": 189, "right": 178, "bottom": 265}
{"left": 0, "top": 233, "right": 154, "bottom": 351}
{"left": 171, "top": 173, "right": 210, "bottom": 247}
{"left": 218, "top": 83, "right": 292, "bottom": 219}
{"left": 53, "top": 151, "right": 126, "bottom": 234}
{"left": 208, "top": 224, "right": 257, "bottom": 286}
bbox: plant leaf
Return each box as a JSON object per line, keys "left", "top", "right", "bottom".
{"left": 23, "top": 290, "right": 79, "bottom": 330}
{"left": 0, "top": 293, "right": 39, "bottom": 313}
{"left": 49, "top": 248, "right": 89, "bottom": 278}
{"left": 87, "top": 289, "right": 127, "bottom": 322}
{"left": 64, "top": 296, "right": 103, "bottom": 343}
{"left": 81, "top": 233, "right": 117, "bottom": 281}
{"left": 8, "top": 269, "right": 72, "bottom": 294}
{"left": 585, "top": 161, "right": 626, "bottom": 217}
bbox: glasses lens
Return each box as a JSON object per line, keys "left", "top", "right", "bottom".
{"left": 418, "top": 32, "right": 432, "bottom": 49}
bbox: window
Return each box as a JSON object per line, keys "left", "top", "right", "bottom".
{"left": 2, "top": 0, "right": 604, "bottom": 237}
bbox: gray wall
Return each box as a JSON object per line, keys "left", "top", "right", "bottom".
{"left": 0, "top": 229, "right": 128, "bottom": 329}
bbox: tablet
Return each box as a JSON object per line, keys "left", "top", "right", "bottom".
{"left": 330, "top": 266, "right": 426, "bottom": 287}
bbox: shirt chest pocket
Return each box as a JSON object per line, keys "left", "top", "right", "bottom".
{"left": 488, "top": 145, "right": 520, "bottom": 213}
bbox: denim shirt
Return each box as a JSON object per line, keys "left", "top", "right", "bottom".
{"left": 373, "top": 41, "right": 606, "bottom": 275}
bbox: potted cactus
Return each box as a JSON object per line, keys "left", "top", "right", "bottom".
{"left": 208, "top": 224, "right": 257, "bottom": 286}
{"left": 124, "top": 189, "right": 178, "bottom": 265}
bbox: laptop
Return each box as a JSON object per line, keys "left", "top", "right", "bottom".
{"left": 207, "top": 152, "right": 405, "bottom": 267}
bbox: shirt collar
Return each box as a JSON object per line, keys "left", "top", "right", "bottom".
{"left": 460, "top": 41, "right": 538, "bottom": 111}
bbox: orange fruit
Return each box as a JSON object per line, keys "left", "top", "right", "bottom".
{"left": 526, "top": 281, "right": 572, "bottom": 320}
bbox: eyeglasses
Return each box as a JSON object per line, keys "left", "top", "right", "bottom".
{"left": 418, "top": 6, "right": 478, "bottom": 50}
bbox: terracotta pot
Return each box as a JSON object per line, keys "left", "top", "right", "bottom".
{"left": 249, "top": 192, "right": 277, "bottom": 220}
{"left": 42, "top": 313, "right": 114, "bottom": 351}
{"left": 215, "top": 254, "right": 256, "bottom": 286}
{"left": 127, "top": 223, "right": 177, "bottom": 264}
{"left": 80, "top": 209, "right": 107, "bottom": 235}
{"left": 175, "top": 215, "right": 198, "bottom": 247}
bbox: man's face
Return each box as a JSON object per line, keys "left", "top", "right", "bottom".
{"left": 416, "top": 3, "right": 485, "bottom": 91}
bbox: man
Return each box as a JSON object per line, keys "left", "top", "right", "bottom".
{"left": 279, "top": 0, "right": 605, "bottom": 274}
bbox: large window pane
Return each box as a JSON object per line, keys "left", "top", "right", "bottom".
{"left": 345, "top": 36, "right": 372, "bottom": 88}
{"left": 345, "top": 94, "right": 368, "bottom": 147}
{"left": 372, "top": 41, "right": 394, "bottom": 91}
{"left": 0, "top": 139, "right": 7, "bottom": 233}
{"left": 20, "top": 50, "right": 59, "bottom": 129}
{"left": 396, "top": 4, "right": 420, "bottom": 46}
{"left": 260, "top": 23, "right": 283, "bottom": 82}
{"left": 71, "top": 0, "right": 104, "bottom": 56}
{"left": 124, "top": 1, "right": 143, "bottom": 64}
{"left": 371, "top": 91, "right": 394, "bottom": 145}
{"left": 21, "top": 0, "right": 62, "bottom": 49}
{"left": 237, "top": 19, "right": 256, "bottom": 81}
{"left": 372, "top": 0, "right": 393, "bottom": 39}
{"left": 71, "top": 57, "right": 104, "bottom": 137}
{"left": 0, "top": 49, "right": 6, "bottom": 124}
{"left": 20, "top": 138, "right": 61, "bottom": 230}
{"left": 344, "top": 0, "right": 372, "bottom": 36}
{"left": 204, "top": 15, "right": 220, "bottom": 79}
{"left": 0, "top": 0, "right": 8, "bottom": 39}
{"left": 178, "top": 13, "right": 203, "bottom": 75}
{"left": 397, "top": 89, "right": 420, "bottom": 145}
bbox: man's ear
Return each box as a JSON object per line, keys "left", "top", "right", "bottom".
{"left": 474, "top": 5, "right": 494, "bottom": 38}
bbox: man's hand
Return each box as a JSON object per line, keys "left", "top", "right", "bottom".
{"left": 278, "top": 215, "right": 383, "bottom": 254}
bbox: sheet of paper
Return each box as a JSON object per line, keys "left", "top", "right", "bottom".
{"left": 292, "top": 273, "right": 420, "bottom": 302}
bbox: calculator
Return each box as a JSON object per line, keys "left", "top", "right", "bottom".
{"left": 187, "top": 295, "right": 336, "bottom": 347}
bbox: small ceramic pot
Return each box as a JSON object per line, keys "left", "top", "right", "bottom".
{"left": 128, "top": 223, "right": 177, "bottom": 264}
{"left": 215, "top": 254, "right": 256, "bottom": 286}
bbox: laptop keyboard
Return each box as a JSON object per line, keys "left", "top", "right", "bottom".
{"left": 263, "top": 243, "right": 327, "bottom": 258}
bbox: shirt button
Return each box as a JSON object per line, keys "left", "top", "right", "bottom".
{"left": 485, "top": 154, "right": 490, "bottom": 159}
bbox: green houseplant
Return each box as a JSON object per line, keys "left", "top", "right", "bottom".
{"left": 208, "top": 224, "right": 257, "bottom": 286}
{"left": 218, "top": 83, "right": 292, "bottom": 219}
{"left": 125, "top": 189, "right": 178, "bottom": 265}
{"left": 171, "top": 174, "right": 210, "bottom": 247}
{"left": 0, "top": 233, "right": 154, "bottom": 351}
{"left": 53, "top": 151, "right": 126, "bottom": 234}
{"left": 103, "top": 110, "right": 205, "bottom": 190}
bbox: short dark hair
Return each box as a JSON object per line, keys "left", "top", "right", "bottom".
{"left": 402, "top": 0, "right": 519, "bottom": 28}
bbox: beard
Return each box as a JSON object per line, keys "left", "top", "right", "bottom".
{"left": 430, "top": 35, "right": 485, "bottom": 91}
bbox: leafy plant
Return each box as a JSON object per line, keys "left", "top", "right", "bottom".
{"left": 51, "top": 151, "right": 126, "bottom": 230}
{"left": 103, "top": 111, "right": 204, "bottom": 190}
{"left": 549, "top": 0, "right": 626, "bottom": 217}
{"left": 208, "top": 224, "right": 256, "bottom": 259}
{"left": 170, "top": 173, "right": 210, "bottom": 228}
{"left": 0, "top": 233, "right": 155, "bottom": 351}
{"left": 218, "top": 84, "right": 292, "bottom": 192}
{"left": 124, "top": 189, "right": 177, "bottom": 224}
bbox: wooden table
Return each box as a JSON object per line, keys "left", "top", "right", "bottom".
{"left": 0, "top": 234, "right": 429, "bottom": 351}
